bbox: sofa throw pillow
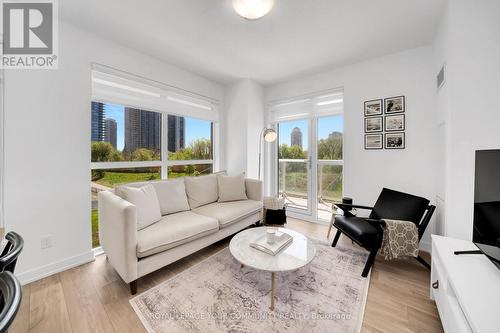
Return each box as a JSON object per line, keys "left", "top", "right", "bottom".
{"left": 119, "top": 184, "right": 162, "bottom": 230}
{"left": 153, "top": 179, "right": 190, "bottom": 215}
{"left": 218, "top": 173, "right": 248, "bottom": 202}
{"left": 184, "top": 174, "right": 218, "bottom": 209}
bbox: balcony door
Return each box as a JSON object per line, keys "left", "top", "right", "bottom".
{"left": 277, "top": 115, "right": 343, "bottom": 222}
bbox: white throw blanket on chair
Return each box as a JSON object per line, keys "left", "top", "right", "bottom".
{"left": 381, "top": 219, "right": 419, "bottom": 260}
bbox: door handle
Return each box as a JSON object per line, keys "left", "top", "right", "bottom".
{"left": 432, "top": 280, "right": 439, "bottom": 289}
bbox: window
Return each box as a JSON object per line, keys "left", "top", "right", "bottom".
{"left": 90, "top": 68, "right": 219, "bottom": 248}
{"left": 90, "top": 103, "right": 215, "bottom": 248}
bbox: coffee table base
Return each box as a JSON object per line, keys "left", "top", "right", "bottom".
{"left": 271, "top": 272, "right": 275, "bottom": 310}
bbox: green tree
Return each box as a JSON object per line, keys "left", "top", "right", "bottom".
{"left": 91, "top": 141, "right": 122, "bottom": 162}
{"left": 131, "top": 148, "right": 156, "bottom": 161}
{"left": 279, "top": 144, "right": 307, "bottom": 159}
{"left": 317, "top": 134, "right": 343, "bottom": 160}
{"left": 190, "top": 139, "right": 212, "bottom": 160}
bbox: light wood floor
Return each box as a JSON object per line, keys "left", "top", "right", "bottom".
{"left": 11, "top": 219, "right": 443, "bottom": 333}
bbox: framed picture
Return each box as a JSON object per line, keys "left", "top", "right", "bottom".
{"left": 384, "top": 96, "right": 405, "bottom": 114}
{"left": 385, "top": 114, "right": 405, "bottom": 131}
{"left": 365, "top": 116, "right": 383, "bottom": 132}
{"left": 365, "top": 134, "right": 383, "bottom": 150}
{"left": 385, "top": 132, "right": 405, "bottom": 149}
{"left": 364, "top": 99, "right": 383, "bottom": 116}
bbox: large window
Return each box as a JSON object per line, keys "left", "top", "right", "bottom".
{"left": 90, "top": 101, "right": 215, "bottom": 248}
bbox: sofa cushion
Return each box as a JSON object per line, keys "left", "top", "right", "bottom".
{"left": 153, "top": 179, "right": 190, "bottom": 215}
{"left": 184, "top": 174, "right": 218, "bottom": 209}
{"left": 218, "top": 173, "right": 248, "bottom": 202}
{"left": 193, "top": 200, "right": 263, "bottom": 228}
{"left": 118, "top": 184, "right": 162, "bottom": 230}
{"left": 137, "top": 211, "right": 219, "bottom": 258}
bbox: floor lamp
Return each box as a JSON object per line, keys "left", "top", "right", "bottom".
{"left": 258, "top": 128, "right": 277, "bottom": 180}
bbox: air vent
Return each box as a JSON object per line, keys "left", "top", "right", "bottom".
{"left": 437, "top": 65, "right": 445, "bottom": 89}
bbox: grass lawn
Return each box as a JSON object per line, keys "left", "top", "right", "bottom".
{"left": 94, "top": 171, "right": 161, "bottom": 188}
{"left": 91, "top": 208, "right": 99, "bottom": 248}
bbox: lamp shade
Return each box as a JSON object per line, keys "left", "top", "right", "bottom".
{"left": 232, "top": 0, "right": 274, "bottom": 20}
{"left": 263, "top": 128, "right": 277, "bottom": 142}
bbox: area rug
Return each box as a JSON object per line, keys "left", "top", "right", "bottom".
{"left": 130, "top": 239, "right": 370, "bottom": 333}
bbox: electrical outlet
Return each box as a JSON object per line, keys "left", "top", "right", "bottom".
{"left": 41, "top": 235, "right": 52, "bottom": 249}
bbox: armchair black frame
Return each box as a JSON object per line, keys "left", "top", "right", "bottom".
{"left": 331, "top": 188, "right": 436, "bottom": 277}
{"left": 0, "top": 271, "right": 22, "bottom": 333}
{"left": 0, "top": 232, "right": 24, "bottom": 273}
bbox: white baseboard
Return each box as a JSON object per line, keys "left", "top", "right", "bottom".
{"left": 16, "top": 251, "right": 95, "bottom": 285}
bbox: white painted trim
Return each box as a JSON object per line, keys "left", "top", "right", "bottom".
{"left": 91, "top": 161, "right": 162, "bottom": 169}
{"left": 0, "top": 64, "right": 4, "bottom": 228}
{"left": 16, "top": 251, "right": 95, "bottom": 285}
{"left": 93, "top": 246, "right": 104, "bottom": 256}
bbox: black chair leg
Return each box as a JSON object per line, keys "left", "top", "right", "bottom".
{"left": 416, "top": 255, "right": 431, "bottom": 270}
{"left": 362, "top": 247, "right": 378, "bottom": 277}
{"left": 331, "top": 230, "right": 341, "bottom": 247}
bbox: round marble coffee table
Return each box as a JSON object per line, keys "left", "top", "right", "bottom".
{"left": 229, "top": 227, "right": 316, "bottom": 310}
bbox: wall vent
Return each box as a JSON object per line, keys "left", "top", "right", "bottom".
{"left": 437, "top": 65, "right": 445, "bottom": 89}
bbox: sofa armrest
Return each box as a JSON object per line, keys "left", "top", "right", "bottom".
{"left": 245, "top": 179, "right": 263, "bottom": 201}
{"left": 98, "top": 191, "right": 138, "bottom": 283}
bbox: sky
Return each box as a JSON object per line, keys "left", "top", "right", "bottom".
{"left": 103, "top": 103, "right": 211, "bottom": 151}
{"left": 102, "top": 103, "right": 342, "bottom": 152}
{"left": 278, "top": 116, "right": 343, "bottom": 150}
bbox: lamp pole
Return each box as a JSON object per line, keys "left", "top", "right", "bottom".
{"left": 258, "top": 127, "right": 266, "bottom": 180}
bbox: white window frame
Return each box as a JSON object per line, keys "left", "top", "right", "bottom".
{"left": 90, "top": 104, "right": 218, "bottom": 179}
{"left": 267, "top": 88, "right": 344, "bottom": 224}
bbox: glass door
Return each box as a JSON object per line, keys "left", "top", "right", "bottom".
{"left": 276, "top": 115, "right": 343, "bottom": 222}
{"left": 278, "top": 119, "right": 311, "bottom": 214}
{"left": 316, "top": 115, "right": 343, "bottom": 221}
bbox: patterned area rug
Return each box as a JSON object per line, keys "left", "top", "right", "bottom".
{"left": 130, "top": 238, "right": 370, "bottom": 333}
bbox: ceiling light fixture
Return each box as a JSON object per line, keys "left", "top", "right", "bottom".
{"left": 232, "top": 0, "right": 274, "bottom": 20}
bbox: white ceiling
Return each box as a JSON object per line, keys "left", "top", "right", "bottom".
{"left": 61, "top": 0, "right": 445, "bottom": 85}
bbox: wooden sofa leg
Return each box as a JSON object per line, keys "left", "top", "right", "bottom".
{"left": 362, "top": 247, "right": 378, "bottom": 277}
{"left": 129, "top": 280, "right": 137, "bottom": 295}
{"left": 331, "top": 230, "right": 341, "bottom": 247}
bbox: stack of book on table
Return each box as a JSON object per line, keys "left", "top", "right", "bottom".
{"left": 250, "top": 231, "right": 293, "bottom": 255}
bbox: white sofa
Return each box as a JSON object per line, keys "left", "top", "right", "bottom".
{"left": 98, "top": 174, "right": 263, "bottom": 294}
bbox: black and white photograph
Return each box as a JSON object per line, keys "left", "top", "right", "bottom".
{"left": 365, "top": 116, "right": 383, "bottom": 132}
{"left": 365, "top": 134, "right": 383, "bottom": 150}
{"left": 384, "top": 96, "right": 405, "bottom": 114}
{"left": 385, "top": 114, "right": 405, "bottom": 131}
{"left": 385, "top": 132, "right": 405, "bottom": 149}
{"left": 364, "top": 99, "right": 383, "bottom": 116}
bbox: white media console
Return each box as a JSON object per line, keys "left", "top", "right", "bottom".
{"left": 431, "top": 235, "right": 500, "bottom": 332}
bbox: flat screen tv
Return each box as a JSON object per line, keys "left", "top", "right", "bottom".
{"left": 474, "top": 150, "right": 500, "bottom": 247}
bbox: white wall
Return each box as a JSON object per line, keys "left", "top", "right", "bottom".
{"left": 224, "top": 79, "right": 264, "bottom": 178}
{"left": 266, "top": 46, "right": 438, "bottom": 249}
{"left": 433, "top": 0, "right": 500, "bottom": 240}
{"left": 4, "top": 21, "right": 224, "bottom": 283}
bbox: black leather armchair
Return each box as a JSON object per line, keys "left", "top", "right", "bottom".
{"left": 331, "top": 188, "right": 435, "bottom": 277}
{"left": 0, "top": 271, "right": 22, "bottom": 333}
{"left": 0, "top": 232, "right": 24, "bottom": 273}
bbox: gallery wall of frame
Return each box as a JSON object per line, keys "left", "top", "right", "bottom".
{"left": 364, "top": 96, "right": 405, "bottom": 150}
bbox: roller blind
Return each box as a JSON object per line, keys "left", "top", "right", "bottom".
{"left": 268, "top": 89, "right": 343, "bottom": 122}
{"left": 91, "top": 67, "right": 219, "bottom": 121}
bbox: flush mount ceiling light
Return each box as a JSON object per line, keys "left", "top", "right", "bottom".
{"left": 232, "top": 0, "right": 274, "bottom": 20}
